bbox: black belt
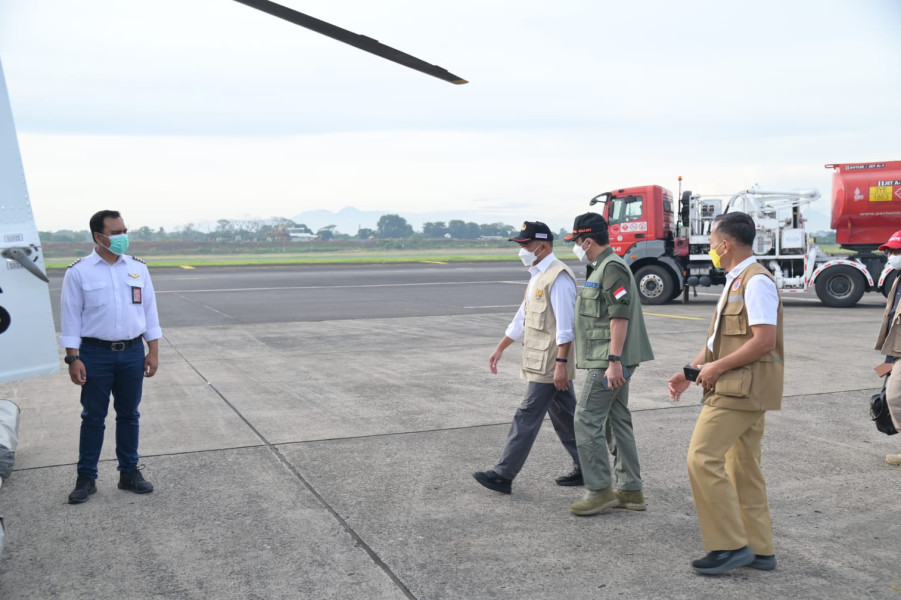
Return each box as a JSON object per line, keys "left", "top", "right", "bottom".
{"left": 81, "top": 335, "right": 143, "bottom": 351}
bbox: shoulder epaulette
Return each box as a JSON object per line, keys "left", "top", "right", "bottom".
{"left": 129, "top": 255, "right": 147, "bottom": 265}
{"left": 67, "top": 258, "right": 83, "bottom": 268}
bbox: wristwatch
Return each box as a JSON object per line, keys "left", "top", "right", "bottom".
{"left": 64, "top": 355, "right": 80, "bottom": 365}
{"left": 607, "top": 354, "right": 621, "bottom": 362}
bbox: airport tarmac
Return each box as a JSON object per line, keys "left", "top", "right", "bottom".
{"left": 1, "top": 261, "right": 898, "bottom": 599}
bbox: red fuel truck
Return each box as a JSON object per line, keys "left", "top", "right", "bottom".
{"left": 587, "top": 160, "right": 901, "bottom": 307}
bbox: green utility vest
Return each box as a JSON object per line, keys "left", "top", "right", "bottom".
{"left": 574, "top": 248, "right": 654, "bottom": 369}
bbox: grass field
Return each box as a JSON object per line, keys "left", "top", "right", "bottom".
{"left": 42, "top": 241, "right": 850, "bottom": 270}
{"left": 44, "top": 247, "right": 518, "bottom": 269}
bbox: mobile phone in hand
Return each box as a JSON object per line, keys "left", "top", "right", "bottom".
{"left": 683, "top": 365, "right": 701, "bottom": 382}
{"left": 601, "top": 365, "right": 632, "bottom": 390}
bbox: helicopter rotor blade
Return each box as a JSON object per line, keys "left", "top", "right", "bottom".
{"left": 233, "top": 0, "right": 468, "bottom": 85}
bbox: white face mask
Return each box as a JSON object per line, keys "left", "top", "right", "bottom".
{"left": 888, "top": 254, "right": 901, "bottom": 271}
{"left": 519, "top": 247, "right": 537, "bottom": 267}
{"left": 572, "top": 241, "right": 589, "bottom": 263}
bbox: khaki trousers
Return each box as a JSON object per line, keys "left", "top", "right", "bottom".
{"left": 887, "top": 361, "right": 901, "bottom": 430}
{"left": 687, "top": 405, "right": 774, "bottom": 555}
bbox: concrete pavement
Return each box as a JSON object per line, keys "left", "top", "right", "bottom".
{"left": 0, "top": 263, "right": 899, "bottom": 599}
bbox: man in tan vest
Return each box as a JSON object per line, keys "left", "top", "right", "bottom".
{"left": 668, "top": 211, "right": 783, "bottom": 575}
{"left": 473, "top": 221, "right": 581, "bottom": 495}
{"left": 873, "top": 229, "right": 901, "bottom": 465}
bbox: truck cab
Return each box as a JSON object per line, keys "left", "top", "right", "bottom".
{"left": 590, "top": 185, "right": 684, "bottom": 304}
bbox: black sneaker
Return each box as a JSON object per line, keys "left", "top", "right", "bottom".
{"left": 68, "top": 474, "right": 97, "bottom": 504}
{"left": 473, "top": 470, "right": 512, "bottom": 494}
{"left": 554, "top": 467, "right": 584, "bottom": 487}
{"left": 118, "top": 466, "right": 154, "bottom": 494}
{"left": 691, "top": 546, "right": 754, "bottom": 574}
{"left": 748, "top": 554, "right": 777, "bottom": 570}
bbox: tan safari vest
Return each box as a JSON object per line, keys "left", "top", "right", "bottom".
{"left": 875, "top": 276, "right": 901, "bottom": 356}
{"left": 521, "top": 260, "right": 577, "bottom": 383}
{"left": 703, "top": 262, "right": 784, "bottom": 411}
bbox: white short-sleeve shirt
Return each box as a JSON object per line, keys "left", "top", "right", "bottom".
{"left": 707, "top": 256, "right": 778, "bottom": 351}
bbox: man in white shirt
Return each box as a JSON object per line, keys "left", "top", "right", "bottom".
{"left": 473, "top": 221, "right": 581, "bottom": 495}
{"left": 60, "top": 210, "right": 162, "bottom": 504}
{"left": 668, "top": 211, "right": 783, "bottom": 575}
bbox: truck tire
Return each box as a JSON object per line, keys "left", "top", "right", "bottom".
{"left": 881, "top": 270, "right": 898, "bottom": 297}
{"left": 670, "top": 282, "right": 684, "bottom": 301}
{"left": 814, "top": 265, "right": 866, "bottom": 308}
{"left": 635, "top": 265, "right": 674, "bottom": 305}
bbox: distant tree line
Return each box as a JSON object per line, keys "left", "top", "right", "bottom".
{"left": 39, "top": 215, "right": 520, "bottom": 243}
{"left": 41, "top": 219, "right": 840, "bottom": 246}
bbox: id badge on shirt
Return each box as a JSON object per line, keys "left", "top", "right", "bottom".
{"left": 131, "top": 286, "right": 142, "bottom": 304}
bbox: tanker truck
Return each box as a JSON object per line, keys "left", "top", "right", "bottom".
{"left": 586, "top": 160, "right": 901, "bottom": 307}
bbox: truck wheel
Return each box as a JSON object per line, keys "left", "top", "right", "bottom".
{"left": 670, "top": 282, "right": 684, "bottom": 301}
{"left": 814, "top": 265, "right": 866, "bottom": 308}
{"left": 635, "top": 265, "right": 674, "bottom": 305}
{"left": 881, "top": 270, "right": 898, "bottom": 297}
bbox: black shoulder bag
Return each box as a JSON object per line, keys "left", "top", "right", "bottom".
{"left": 870, "top": 376, "right": 898, "bottom": 436}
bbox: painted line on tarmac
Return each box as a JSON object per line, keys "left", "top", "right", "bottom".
{"left": 693, "top": 290, "right": 822, "bottom": 303}
{"left": 644, "top": 312, "right": 706, "bottom": 321}
{"left": 419, "top": 260, "right": 447, "bottom": 264}
{"left": 179, "top": 265, "right": 195, "bottom": 269}
{"left": 463, "top": 304, "right": 521, "bottom": 309}
{"left": 172, "top": 293, "right": 237, "bottom": 320}
{"left": 156, "top": 280, "right": 525, "bottom": 294}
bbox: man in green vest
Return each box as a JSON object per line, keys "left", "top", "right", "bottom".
{"left": 668, "top": 211, "right": 783, "bottom": 575}
{"left": 565, "top": 212, "right": 654, "bottom": 516}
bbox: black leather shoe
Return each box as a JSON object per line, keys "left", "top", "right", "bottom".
{"left": 691, "top": 546, "right": 754, "bottom": 574}
{"left": 473, "top": 470, "right": 512, "bottom": 494}
{"left": 68, "top": 474, "right": 97, "bottom": 504}
{"left": 118, "top": 467, "right": 153, "bottom": 494}
{"left": 555, "top": 467, "right": 584, "bottom": 486}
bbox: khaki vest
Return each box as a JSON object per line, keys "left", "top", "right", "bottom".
{"left": 875, "top": 276, "right": 901, "bottom": 356}
{"left": 574, "top": 249, "right": 655, "bottom": 369}
{"left": 703, "top": 262, "right": 784, "bottom": 411}
{"left": 521, "top": 260, "right": 577, "bottom": 383}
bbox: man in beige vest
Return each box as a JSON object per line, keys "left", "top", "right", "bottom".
{"left": 668, "top": 212, "right": 783, "bottom": 575}
{"left": 473, "top": 221, "right": 581, "bottom": 495}
{"left": 873, "top": 229, "right": 901, "bottom": 465}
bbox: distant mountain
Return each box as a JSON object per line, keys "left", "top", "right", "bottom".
{"left": 292, "top": 206, "right": 520, "bottom": 235}
{"left": 291, "top": 207, "right": 384, "bottom": 234}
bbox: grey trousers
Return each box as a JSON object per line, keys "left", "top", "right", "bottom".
{"left": 493, "top": 381, "right": 580, "bottom": 480}
{"left": 574, "top": 368, "right": 642, "bottom": 492}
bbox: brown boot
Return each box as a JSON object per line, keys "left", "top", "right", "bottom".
{"left": 614, "top": 489, "right": 647, "bottom": 511}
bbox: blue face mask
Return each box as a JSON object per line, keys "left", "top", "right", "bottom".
{"left": 100, "top": 233, "right": 129, "bottom": 255}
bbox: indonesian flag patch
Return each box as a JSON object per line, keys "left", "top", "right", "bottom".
{"left": 613, "top": 286, "right": 628, "bottom": 300}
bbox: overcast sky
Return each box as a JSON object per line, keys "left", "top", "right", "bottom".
{"left": 1, "top": 0, "right": 899, "bottom": 234}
